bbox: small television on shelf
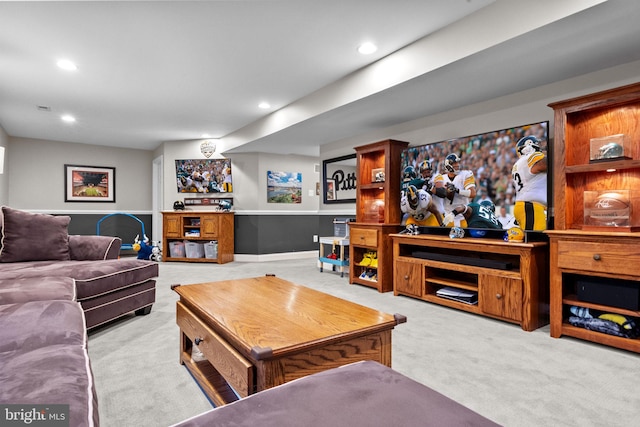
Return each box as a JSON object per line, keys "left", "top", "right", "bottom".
{"left": 175, "top": 159, "right": 233, "bottom": 193}
{"left": 400, "top": 120, "right": 550, "bottom": 239}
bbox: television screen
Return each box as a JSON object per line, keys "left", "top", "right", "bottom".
{"left": 175, "top": 159, "right": 233, "bottom": 193}
{"left": 400, "top": 121, "right": 550, "bottom": 232}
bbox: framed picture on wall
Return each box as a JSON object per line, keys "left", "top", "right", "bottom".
{"left": 325, "top": 178, "right": 336, "bottom": 201}
{"left": 322, "top": 154, "right": 357, "bottom": 204}
{"left": 64, "top": 164, "right": 115, "bottom": 202}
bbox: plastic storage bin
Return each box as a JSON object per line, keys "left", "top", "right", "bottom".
{"left": 169, "top": 241, "right": 186, "bottom": 258}
{"left": 185, "top": 242, "right": 205, "bottom": 258}
{"left": 333, "top": 217, "right": 355, "bottom": 237}
{"left": 204, "top": 241, "right": 218, "bottom": 259}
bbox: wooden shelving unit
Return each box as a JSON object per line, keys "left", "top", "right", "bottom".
{"left": 349, "top": 140, "right": 408, "bottom": 292}
{"left": 547, "top": 82, "right": 640, "bottom": 352}
{"left": 162, "top": 211, "right": 234, "bottom": 264}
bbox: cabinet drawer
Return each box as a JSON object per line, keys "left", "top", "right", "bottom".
{"left": 557, "top": 240, "right": 640, "bottom": 276}
{"left": 350, "top": 228, "right": 378, "bottom": 247}
{"left": 177, "top": 301, "right": 254, "bottom": 397}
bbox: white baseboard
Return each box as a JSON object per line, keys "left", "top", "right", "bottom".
{"left": 234, "top": 250, "right": 318, "bottom": 263}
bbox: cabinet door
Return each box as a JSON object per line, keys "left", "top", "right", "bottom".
{"left": 165, "top": 215, "right": 181, "bottom": 238}
{"left": 201, "top": 215, "right": 219, "bottom": 239}
{"left": 394, "top": 259, "right": 423, "bottom": 297}
{"left": 479, "top": 274, "right": 522, "bottom": 322}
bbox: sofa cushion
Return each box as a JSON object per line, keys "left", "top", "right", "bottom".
{"left": 0, "top": 207, "right": 71, "bottom": 263}
{"left": 69, "top": 235, "right": 122, "bottom": 261}
{"left": 0, "top": 258, "right": 159, "bottom": 300}
{"left": 0, "top": 276, "right": 76, "bottom": 305}
{"left": 0, "top": 300, "right": 86, "bottom": 353}
{"left": 0, "top": 344, "right": 99, "bottom": 427}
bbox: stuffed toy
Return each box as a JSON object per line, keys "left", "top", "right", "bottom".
{"left": 149, "top": 241, "right": 162, "bottom": 262}
{"left": 133, "top": 234, "right": 153, "bottom": 260}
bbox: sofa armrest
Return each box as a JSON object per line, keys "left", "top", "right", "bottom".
{"left": 69, "top": 235, "right": 122, "bottom": 260}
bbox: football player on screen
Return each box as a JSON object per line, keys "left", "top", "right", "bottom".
{"left": 438, "top": 153, "right": 477, "bottom": 227}
{"left": 511, "top": 135, "right": 548, "bottom": 231}
{"left": 400, "top": 185, "right": 444, "bottom": 230}
{"left": 443, "top": 200, "right": 503, "bottom": 230}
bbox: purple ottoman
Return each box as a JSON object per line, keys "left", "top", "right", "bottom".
{"left": 172, "top": 360, "right": 500, "bottom": 427}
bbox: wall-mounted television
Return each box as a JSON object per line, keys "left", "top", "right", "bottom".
{"left": 400, "top": 120, "right": 550, "bottom": 235}
{"left": 175, "top": 159, "right": 233, "bottom": 193}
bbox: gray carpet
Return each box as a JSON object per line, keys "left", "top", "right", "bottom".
{"left": 88, "top": 259, "right": 640, "bottom": 426}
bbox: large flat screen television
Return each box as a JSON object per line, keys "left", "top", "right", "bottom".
{"left": 175, "top": 159, "right": 233, "bottom": 193}
{"left": 400, "top": 120, "right": 550, "bottom": 237}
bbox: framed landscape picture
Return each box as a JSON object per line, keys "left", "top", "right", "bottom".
{"left": 65, "top": 164, "right": 115, "bottom": 202}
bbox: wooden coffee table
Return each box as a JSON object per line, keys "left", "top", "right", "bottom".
{"left": 173, "top": 275, "right": 405, "bottom": 406}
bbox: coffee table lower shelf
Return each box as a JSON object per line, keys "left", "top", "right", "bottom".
{"left": 181, "top": 353, "right": 240, "bottom": 406}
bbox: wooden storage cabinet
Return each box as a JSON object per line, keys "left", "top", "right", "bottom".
{"left": 392, "top": 234, "right": 548, "bottom": 331}
{"left": 162, "top": 211, "right": 234, "bottom": 264}
{"left": 349, "top": 223, "right": 403, "bottom": 293}
{"left": 349, "top": 140, "right": 408, "bottom": 292}
{"left": 547, "top": 231, "right": 640, "bottom": 353}
{"left": 547, "top": 83, "right": 640, "bottom": 352}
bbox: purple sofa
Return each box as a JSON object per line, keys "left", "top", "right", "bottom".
{"left": 0, "top": 207, "right": 159, "bottom": 426}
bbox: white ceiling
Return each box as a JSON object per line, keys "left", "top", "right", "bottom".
{"left": 1, "top": 1, "right": 639, "bottom": 157}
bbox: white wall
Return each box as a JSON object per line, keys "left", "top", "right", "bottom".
{"left": 0, "top": 125, "right": 9, "bottom": 205}
{"left": 318, "top": 59, "right": 640, "bottom": 213}
{"left": 157, "top": 139, "right": 320, "bottom": 212}
{"left": 7, "top": 136, "right": 154, "bottom": 213}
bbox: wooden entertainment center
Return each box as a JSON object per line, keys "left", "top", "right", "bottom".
{"left": 392, "top": 233, "right": 548, "bottom": 331}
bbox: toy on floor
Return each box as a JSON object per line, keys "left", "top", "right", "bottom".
{"left": 133, "top": 235, "right": 162, "bottom": 261}
{"left": 149, "top": 241, "right": 162, "bottom": 262}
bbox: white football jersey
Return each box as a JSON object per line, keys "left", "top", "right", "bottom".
{"left": 511, "top": 151, "right": 547, "bottom": 205}
{"left": 430, "top": 174, "right": 446, "bottom": 214}
{"left": 400, "top": 188, "right": 434, "bottom": 221}
{"left": 441, "top": 170, "right": 476, "bottom": 214}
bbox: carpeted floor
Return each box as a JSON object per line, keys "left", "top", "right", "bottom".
{"left": 88, "top": 259, "right": 640, "bottom": 426}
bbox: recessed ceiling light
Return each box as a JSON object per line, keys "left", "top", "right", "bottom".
{"left": 61, "top": 115, "right": 76, "bottom": 123}
{"left": 258, "top": 102, "right": 271, "bottom": 109}
{"left": 57, "top": 59, "right": 78, "bottom": 71}
{"left": 357, "top": 42, "right": 377, "bottom": 55}
{"left": 201, "top": 133, "right": 211, "bottom": 138}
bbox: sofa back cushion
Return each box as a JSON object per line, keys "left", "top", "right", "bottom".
{"left": 0, "top": 207, "right": 71, "bottom": 262}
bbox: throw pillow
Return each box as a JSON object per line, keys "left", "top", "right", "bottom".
{"left": 0, "top": 206, "right": 71, "bottom": 262}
